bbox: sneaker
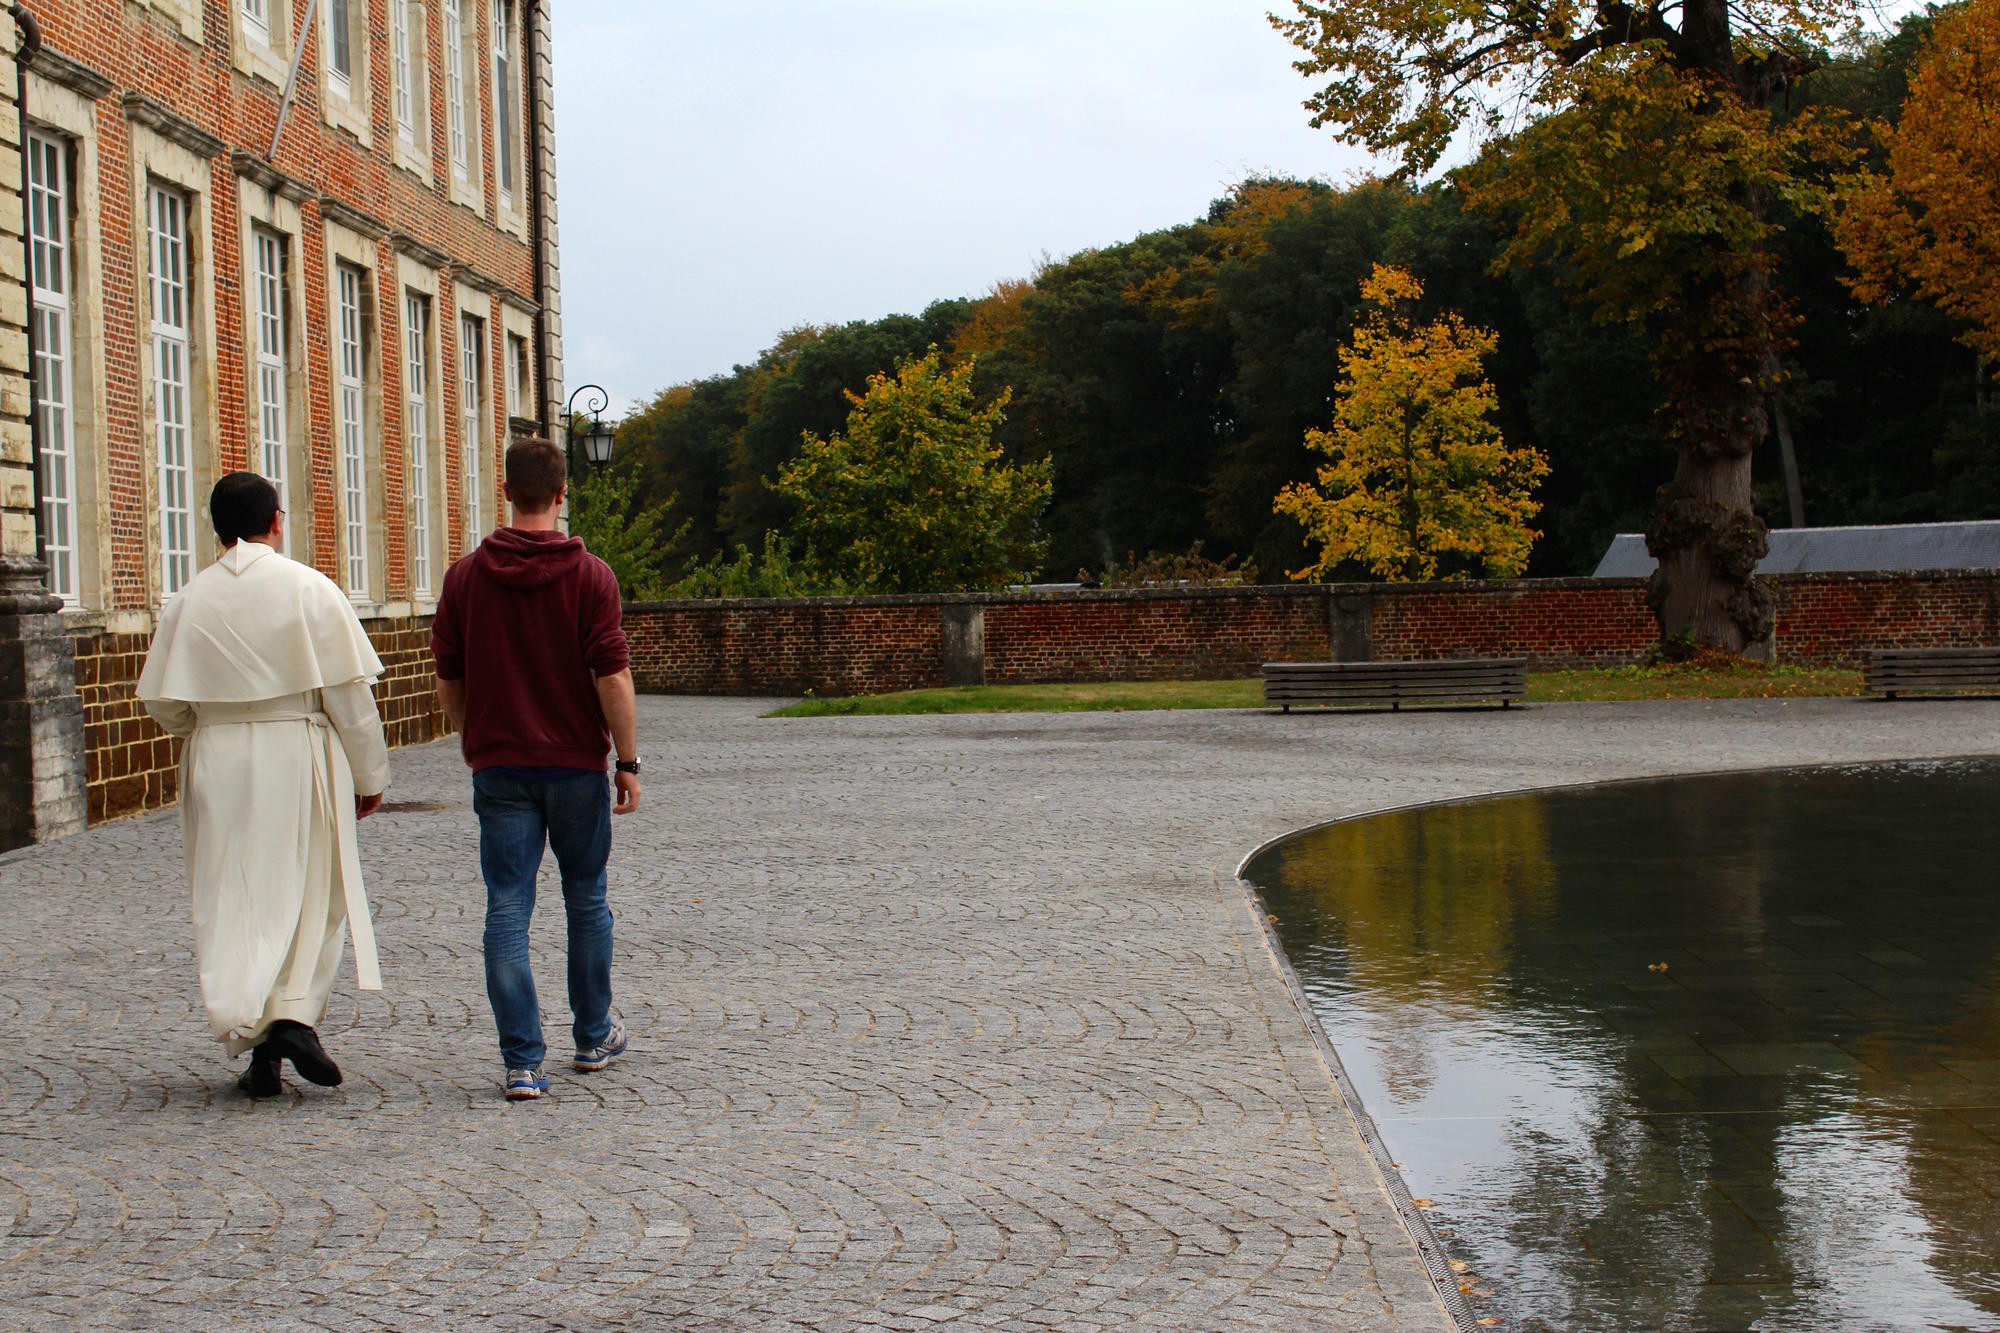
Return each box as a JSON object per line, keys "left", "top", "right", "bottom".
{"left": 505, "top": 1066, "right": 549, "bottom": 1100}
{"left": 573, "top": 1020, "right": 628, "bottom": 1072}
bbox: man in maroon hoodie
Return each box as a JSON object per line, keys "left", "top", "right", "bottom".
{"left": 431, "top": 437, "right": 642, "bottom": 1101}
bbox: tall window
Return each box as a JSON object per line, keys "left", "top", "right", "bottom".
{"left": 405, "top": 292, "right": 433, "bottom": 595}
{"left": 392, "top": 0, "right": 415, "bottom": 143}
{"left": 28, "top": 132, "right": 77, "bottom": 605}
{"left": 460, "top": 313, "right": 484, "bottom": 542}
{"left": 336, "top": 262, "right": 369, "bottom": 596}
{"left": 149, "top": 184, "right": 193, "bottom": 598}
{"left": 252, "top": 230, "right": 291, "bottom": 554}
{"left": 492, "top": 0, "right": 515, "bottom": 208}
{"left": 328, "top": 0, "right": 353, "bottom": 95}
{"left": 444, "top": 0, "right": 468, "bottom": 179}
{"left": 242, "top": 0, "right": 270, "bottom": 43}
{"left": 504, "top": 329, "right": 525, "bottom": 418}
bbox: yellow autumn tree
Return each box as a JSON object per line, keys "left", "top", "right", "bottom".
{"left": 1275, "top": 265, "right": 1548, "bottom": 582}
{"left": 1839, "top": 0, "right": 2000, "bottom": 366}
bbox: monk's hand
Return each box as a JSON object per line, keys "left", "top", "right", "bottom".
{"left": 613, "top": 771, "right": 641, "bottom": 815}
{"left": 356, "top": 793, "right": 384, "bottom": 820}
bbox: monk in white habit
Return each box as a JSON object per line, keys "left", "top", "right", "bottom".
{"left": 138, "top": 472, "right": 390, "bottom": 1098}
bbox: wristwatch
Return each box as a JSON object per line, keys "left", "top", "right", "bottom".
{"left": 615, "top": 757, "right": 642, "bottom": 775}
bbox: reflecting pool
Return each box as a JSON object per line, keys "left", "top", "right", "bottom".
{"left": 1244, "top": 759, "right": 2000, "bottom": 1333}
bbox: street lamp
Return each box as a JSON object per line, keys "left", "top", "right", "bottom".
{"left": 562, "top": 383, "right": 616, "bottom": 478}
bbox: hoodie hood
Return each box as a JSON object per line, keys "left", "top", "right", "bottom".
{"left": 475, "top": 526, "right": 587, "bottom": 590}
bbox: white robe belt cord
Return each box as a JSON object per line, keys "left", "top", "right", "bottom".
{"left": 191, "top": 699, "right": 383, "bottom": 992}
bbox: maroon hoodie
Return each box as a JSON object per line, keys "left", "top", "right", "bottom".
{"left": 431, "top": 527, "right": 630, "bottom": 772}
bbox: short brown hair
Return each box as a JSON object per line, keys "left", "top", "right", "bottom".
{"left": 505, "top": 436, "right": 567, "bottom": 512}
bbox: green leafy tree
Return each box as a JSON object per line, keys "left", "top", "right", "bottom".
{"left": 1275, "top": 0, "right": 1861, "bottom": 650}
{"left": 776, "top": 349, "right": 1053, "bottom": 593}
{"left": 565, "top": 470, "right": 682, "bottom": 600}
{"left": 1275, "top": 265, "right": 1548, "bottom": 580}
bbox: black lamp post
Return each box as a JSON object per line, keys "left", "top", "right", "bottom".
{"left": 563, "top": 383, "right": 616, "bottom": 481}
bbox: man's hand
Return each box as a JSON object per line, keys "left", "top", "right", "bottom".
{"left": 356, "top": 792, "right": 384, "bottom": 820}
{"left": 613, "top": 770, "right": 641, "bottom": 815}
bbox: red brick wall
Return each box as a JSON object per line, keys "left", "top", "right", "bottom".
{"left": 983, "top": 592, "right": 1329, "bottom": 683}
{"left": 623, "top": 571, "right": 2000, "bottom": 697}
{"left": 1774, "top": 573, "right": 2000, "bottom": 665}
{"left": 626, "top": 602, "right": 944, "bottom": 697}
{"left": 1370, "top": 581, "right": 1657, "bottom": 666}
{"left": 72, "top": 613, "right": 446, "bottom": 824}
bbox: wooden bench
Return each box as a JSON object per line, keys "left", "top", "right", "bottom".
{"left": 1263, "top": 658, "right": 1528, "bottom": 712}
{"left": 1863, "top": 647, "right": 2000, "bottom": 699}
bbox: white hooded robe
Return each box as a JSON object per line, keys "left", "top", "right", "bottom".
{"left": 137, "top": 541, "right": 390, "bottom": 1055}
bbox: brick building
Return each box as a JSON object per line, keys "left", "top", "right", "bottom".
{"left": 0, "top": 0, "right": 564, "bottom": 848}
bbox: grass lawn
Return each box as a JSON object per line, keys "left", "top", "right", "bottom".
{"left": 766, "top": 662, "right": 1864, "bottom": 718}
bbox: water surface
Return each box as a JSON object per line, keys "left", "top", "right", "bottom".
{"left": 1246, "top": 759, "right": 2000, "bottom": 1332}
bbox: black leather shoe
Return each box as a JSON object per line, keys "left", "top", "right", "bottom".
{"left": 264, "top": 1020, "right": 342, "bottom": 1087}
{"left": 237, "top": 1049, "right": 283, "bottom": 1099}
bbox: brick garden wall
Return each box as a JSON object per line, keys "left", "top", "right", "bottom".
{"left": 72, "top": 614, "right": 447, "bottom": 824}
{"left": 625, "top": 570, "right": 2000, "bottom": 698}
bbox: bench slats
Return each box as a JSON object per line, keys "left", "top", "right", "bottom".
{"left": 1262, "top": 658, "right": 1526, "bottom": 711}
{"left": 1863, "top": 647, "right": 2000, "bottom": 698}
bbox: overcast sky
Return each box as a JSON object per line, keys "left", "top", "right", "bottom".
{"left": 549, "top": 1, "right": 1379, "bottom": 414}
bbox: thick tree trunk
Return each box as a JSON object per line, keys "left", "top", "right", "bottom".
{"left": 1643, "top": 252, "right": 1776, "bottom": 655}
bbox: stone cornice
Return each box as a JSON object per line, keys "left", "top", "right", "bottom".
{"left": 230, "top": 151, "right": 314, "bottom": 203}
{"left": 318, "top": 196, "right": 388, "bottom": 240}
{"left": 26, "top": 48, "right": 113, "bottom": 102}
{"left": 121, "top": 93, "right": 225, "bottom": 159}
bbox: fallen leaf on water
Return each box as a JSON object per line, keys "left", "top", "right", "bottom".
{"left": 1449, "top": 1259, "right": 1470, "bottom": 1273}
{"left": 1648, "top": 961, "right": 1669, "bottom": 973}
{"left": 1478, "top": 1319, "right": 1503, "bottom": 1327}
{"left": 1411, "top": 1198, "right": 1434, "bottom": 1208}
{"left": 1267, "top": 914, "right": 1279, "bottom": 923}
{"left": 692, "top": 898, "right": 705, "bottom": 904}
{"left": 1460, "top": 1282, "right": 1476, "bottom": 1294}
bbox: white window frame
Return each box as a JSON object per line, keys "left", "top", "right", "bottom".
{"left": 328, "top": 0, "right": 353, "bottom": 96}
{"left": 149, "top": 183, "right": 194, "bottom": 598}
{"left": 28, "top": 130, "right": 78, "bottom": 606}
{"left": 336, "top": 261, "right": 370, "bottom": 597}
{"left": 242, "top": 0, "right": 271, "bottom": 44}
{"left": 444, "top": 0, "right": 468, "bottom": 180}
{"left": 492, "top": 0, "right": 515, "bottom": 212}
{"left": 405, "top": 290, "right": 434, "bottom": 596}
{"left": 252, "top": 228, "right": 291, "bottom": 555}
{"left": 459, "top": 309, "right": 484, "bottom": 544}
{"left": 392, "top": 0, "right": 415, "bottom": 145}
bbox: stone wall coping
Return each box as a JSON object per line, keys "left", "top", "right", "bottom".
{"left": 623, "top": 567, "right": 1995, "bottom": 615}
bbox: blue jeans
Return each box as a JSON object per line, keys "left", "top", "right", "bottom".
{"left": 473, "top": 767, "right": 615, "bottom": 1070}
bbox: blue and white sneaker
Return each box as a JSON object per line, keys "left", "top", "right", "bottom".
{"left": 505, "top": 1066, "right": 549, "bottom": 1100}
{"left": 574, "top": 1020, "right": 628, "bottom": 1072}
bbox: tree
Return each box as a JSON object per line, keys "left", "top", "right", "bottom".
{"left": 1274, "top": 0, "right": 1858, "bottom": 650}
{"left": 775, "top": 349, "right": 1053, "bottom": 594}
{"left": 1277, "top": 266, "right": 1548, "bottom": 581}
{"left": 565, "top": 469, "right": 683, "bottom": 600}
{"left": 1839, "top": 0, "right": 2000, "bottom": 366}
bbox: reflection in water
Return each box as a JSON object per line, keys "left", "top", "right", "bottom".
{"left": 1247, "top": 760, "right": 2000, "bottom": 1332}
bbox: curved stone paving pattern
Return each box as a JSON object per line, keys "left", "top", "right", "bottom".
{"left": 1, "top": 696, "right": 1996, "bottom": 1331}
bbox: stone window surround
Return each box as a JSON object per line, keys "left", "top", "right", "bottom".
{"left": 319, "top": 0, "right": 374, "bottom": 150}
{"left": 322, "top": 216, "right": 395, "bottom": 614}
{"left": 396, "top": 253, "right": 445, "bottom": 606}
{"left": 499, "top": 298, "right": 534, "bottom": 430}
{"left": 126, "top": 120, "right": 220, "bottom": 610}
{"left": 132, "top": 0, "right": 202, "bottom": 46}
{"left": 25, "top": 71, "right": 109, "bottom": 617}
{"left": 231, "top": 0, "right": 295, "bottom": 88}
{"left": 490, "top": 0, "right": 528, "bottom": 241}
{"left": 235, "top": 173, "right": 315, "bottom": 562}
{"left": 442, "top": 0, "right": 485, "bottom": 218}
{"left": 389, "top": 0, "right": 435, "bottom": 187}
{"left": 452, "top": 279, "right": 493, "bottom": 551}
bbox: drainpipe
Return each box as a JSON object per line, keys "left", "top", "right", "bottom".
{"left": 522, "top": 0, "right": 551, "bottom": 438}
{"left": 9, "top": 4, "right": 42, "bottom": 574}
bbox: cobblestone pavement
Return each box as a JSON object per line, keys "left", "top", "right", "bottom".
{"left": 2, "top": 696, "right": 1996, "bottom": 1332}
